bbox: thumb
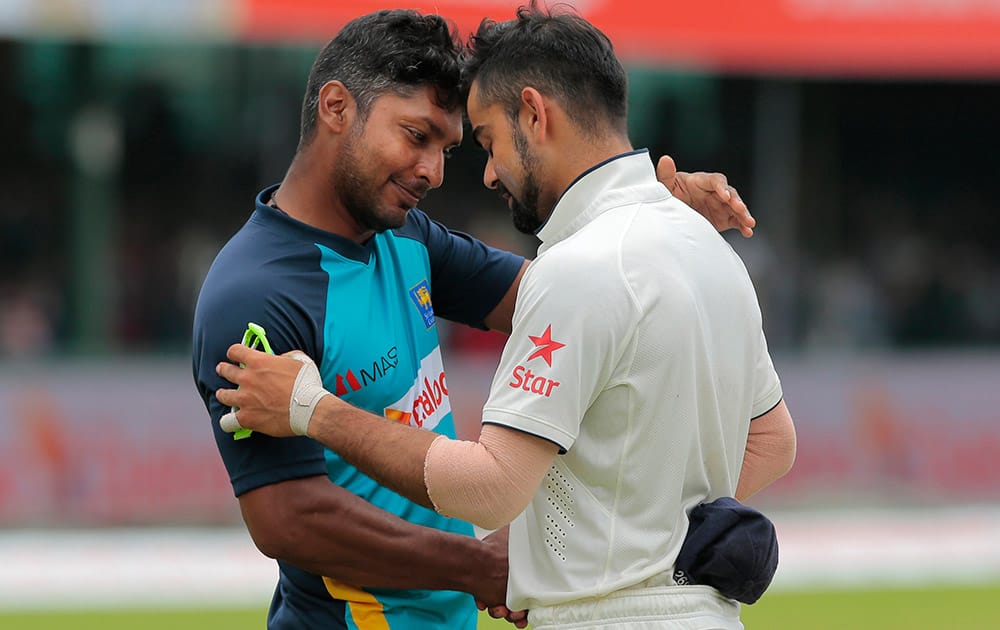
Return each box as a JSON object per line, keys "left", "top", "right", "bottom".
{"left": 656, "top": 155, "right": 678, "bottom": 188}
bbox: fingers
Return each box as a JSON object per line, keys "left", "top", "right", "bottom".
{"left": 723, "top": 184, "right": 749, "bottom": 218}
{"left": 226, "top": 343, "right": 257, "bottom": 364}
{"left": 710, "top": 173, "right": 731, "bottom": 196}
{"left": 716, "top": 182, "right": 755, "bottom": 238}
{"left": 480, "top": 600, "right": 526, "bottom": 627}
{"left": 507, "top": 609, "right": 528, "bottom": 624}
{"left": 216, "top": 360, "right": 244, "bottom": 387}
{"left": 215, "top": 386, "right": 239, "bottom": 407}
{"left": 219, "top": 410, "right": 243, "bottom": 434}
{"left": 488, "top": 605, "right": 510, "bottom": 619}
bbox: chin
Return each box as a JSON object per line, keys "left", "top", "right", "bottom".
{"left": 373, "top": 207, "right": 410, "bottom": 232}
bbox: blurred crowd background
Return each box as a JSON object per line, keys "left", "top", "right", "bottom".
{"left": 0, "top": 0, "right": 998, "bottom": 528}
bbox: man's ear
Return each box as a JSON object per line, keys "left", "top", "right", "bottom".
{"left": 519, "top": 87, "right": 549, "bottom": 143}
{"left": 317, "top": 80, "right": 355, "bottom": 134}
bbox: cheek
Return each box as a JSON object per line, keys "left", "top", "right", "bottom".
{"left": 491, "top": 155, "right": 519, "bottom": 189}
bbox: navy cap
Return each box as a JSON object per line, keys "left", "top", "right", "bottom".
{"left": 672, "top": 497, "right": 779, "bottom": 604}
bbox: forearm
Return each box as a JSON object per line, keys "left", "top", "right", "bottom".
{"left": 425, "top": 425, "right": 558, "bottom": 530}
{"left": 240, "top": 476, "right": 496, "bottom": 593}
{"left": 304, "top": 397, "right": 557, "bottom": 531}
{"left": 306, "top": 396, "right": 438, "bottom": 509}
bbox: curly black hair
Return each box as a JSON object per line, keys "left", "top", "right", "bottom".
{"left": 299, "top": 10, "right": 464, "bottom": 146}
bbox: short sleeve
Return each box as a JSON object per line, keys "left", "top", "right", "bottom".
{"left": 480, "top": 254, "right": 638, "bottom": 451}
{"left": 192, "top": 236, "right": 327, "bottom": 497}
{"left": 401, "top": 209, "right": 524, "bottom": 329}
{"left": 750, "top": 327, "right": 783, "bottom": 419}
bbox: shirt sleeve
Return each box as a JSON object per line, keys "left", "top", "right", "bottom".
{"left": 192, "top": 247, "right": 327, "bottom": 497}
{"left": 750, "top": 326, "right": 783, "bottom": 419}
{"left": 480, "top": 252, "right": 639, "bottom": 451}
{"left": 403, "top": 208, "right": 525, "bottom": 329}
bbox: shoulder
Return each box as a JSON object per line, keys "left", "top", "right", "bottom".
{"left": 391, "top": 207, "right": 435, "bottom": 243}
{"left": 193, "top": 222, "right": 328, "bottom": 365}
{"left": 524, "top": 237, "right": 638, "bottom": 315}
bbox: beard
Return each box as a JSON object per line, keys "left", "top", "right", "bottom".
{"left": 506, "top": 124, "right": 544, "bottom": 235}
{"left": 332, "top": 127, "right": 409, "bottom": 234}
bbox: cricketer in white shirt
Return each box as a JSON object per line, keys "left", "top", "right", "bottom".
{"left": 480, "top": 149, "right": 783, "bottom": 613}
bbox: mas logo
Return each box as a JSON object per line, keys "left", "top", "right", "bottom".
{"left": 332, "top": 346, "right": 399, "bottom": 395}
{"left": 383, "top": 346, "right": 451, "bottom": 430}
{"left": 408, "top": 279, "right": 435, "bottom": 328}
{"left": 507, "top": 324, "right": 565, "bottom": 398}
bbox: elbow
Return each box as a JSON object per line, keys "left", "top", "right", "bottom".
{"left": 777, "top": 422, "right": 798, "bottom": 479}
{"left": 244, "top": 509, "right": 302, "bottom": 561}
{"left": 441, "top": 496, "right": 526, "bottom": 532}
{"left": 238, "top": 484, "right": 315, "bottom": 562}
{"left": 249, "top": 530, "right": 283, "bottom": 560}
{"left": 471, "top": 510, "right": 517, "bottom": 532}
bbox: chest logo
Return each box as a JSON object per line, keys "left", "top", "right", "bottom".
{"left": 331, "top": 347, "right": 399, "bottom": 396}
{"left": 527, "top": 324, "right": 565, "bottom": 366}
{"left": 408, "top": 279, "right": 436, "bottom": 328}
{"left": 382, "top": 347, "right": 451, "bottom": 430}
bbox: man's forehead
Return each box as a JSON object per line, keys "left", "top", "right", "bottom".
{"left": 465, "top": 81, "right": 494, "bottom": 127}
{"left": 374, "top": 86, "right": 463, "bottom": 138}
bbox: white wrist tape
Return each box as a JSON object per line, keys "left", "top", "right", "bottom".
{"left": 288, "top": 352, "right": 330, "bottom": 436}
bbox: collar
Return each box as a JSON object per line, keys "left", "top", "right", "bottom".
{"left": 535, "top": 149, "right": 666, "bottom": 253}
{"left": 252, "top": 184, "right": 373, "bottom": 263}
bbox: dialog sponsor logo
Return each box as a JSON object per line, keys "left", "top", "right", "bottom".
{"left": 383, "top": 347, "right": 451, "bottom": 430}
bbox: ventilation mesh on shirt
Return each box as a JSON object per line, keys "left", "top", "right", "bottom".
{"left": 543, "top": 467, "right": 576, "bottom": 562}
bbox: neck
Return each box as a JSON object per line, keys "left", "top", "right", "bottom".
{"left": 271, "top": 149, "right": 373, "bottom": 243}
{"left": 543, "top": 134, "right": 634, "bottom": 216}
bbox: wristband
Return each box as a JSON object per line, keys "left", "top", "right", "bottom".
{"left": 288, "top": 351, "right": 330, "bottom": 436}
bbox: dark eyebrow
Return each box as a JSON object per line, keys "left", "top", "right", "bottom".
{"left": 416, "top": 116, "right": 462, "bottom": 150}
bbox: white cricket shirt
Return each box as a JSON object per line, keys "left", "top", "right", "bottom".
{"left": 481, "top": 150, "right": 782, "bottom": 610}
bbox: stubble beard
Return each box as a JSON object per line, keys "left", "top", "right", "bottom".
{"left": 508, "top": 124, "right": 544, "bottom": 235}
{"left": 334, "top": 129, "right": 407, "bottom": 234}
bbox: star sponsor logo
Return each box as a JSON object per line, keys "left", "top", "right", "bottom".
{"left": 507, "top": 324, "right": 565, "bottom": 397}
{"left": 527, "top": 324, "right": 565, "bottom": 366}
{"left": 508, "top": 365, "right": 561, "bottom": 397}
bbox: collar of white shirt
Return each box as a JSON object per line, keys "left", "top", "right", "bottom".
{"left": 535, "top": 148, "right": 669, "bottom": 254}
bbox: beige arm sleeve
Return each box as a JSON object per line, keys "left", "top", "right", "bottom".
{"left": 736, "top": 399, "right": 797, "bottom": 501}
{"left": 423, "top": 424, "right": 560, "bottom": 530}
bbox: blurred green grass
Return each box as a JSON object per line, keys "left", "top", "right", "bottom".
{"left": 2, "top": 584, "right": 998, "bottom": 629}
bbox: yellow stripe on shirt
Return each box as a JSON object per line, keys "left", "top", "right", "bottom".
{"left": 323, "top": 577, "right": 391, "bottom": 630}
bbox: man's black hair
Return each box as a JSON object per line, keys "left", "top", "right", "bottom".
{"left": 299, "top": 10, "right": 464, "bottom": 147}
{"left": 463, "top": 1, "right": 628, "bottom": 136}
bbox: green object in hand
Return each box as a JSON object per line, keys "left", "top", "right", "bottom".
{"left": 233, "top": 322, "right": 274, "bottom": 440}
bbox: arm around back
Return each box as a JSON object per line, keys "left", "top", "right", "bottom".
{"left": 238, "top": 474, "right": 508, "bottom": 603}
{"left": 736, "top": 400, "right": 796, "bottom": 502}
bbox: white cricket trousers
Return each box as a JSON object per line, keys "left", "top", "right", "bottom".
{"left": 527, "top": 584, "right": 743, "bottom": 630}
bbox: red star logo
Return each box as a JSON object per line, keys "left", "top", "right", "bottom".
{"left": 527, "top": 324, "right": 565, "bottom": 367}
